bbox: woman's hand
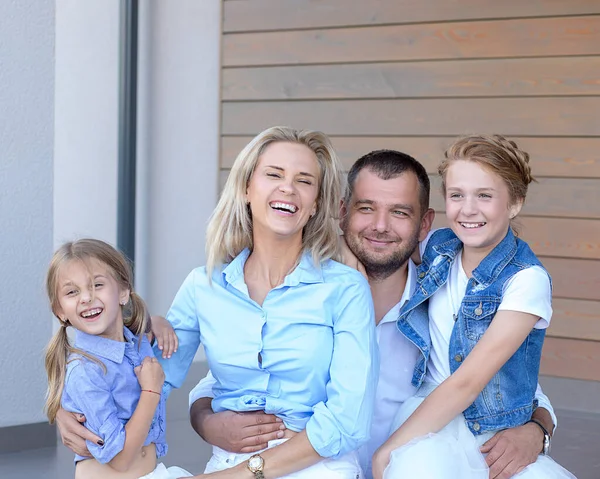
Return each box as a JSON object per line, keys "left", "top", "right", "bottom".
{"left": 134, "top": 356, "right": 165, "bottom": 392}
{"left": 55, "top": 407, "right": 102, "bottom": 456}
{"left": 339, "top": 234, "right": 367, "bottom": 279}
{"left": 372, "top": 446, "right": 391, "bottom": 479}
{"left": 149, "top": 315, "right": 178, "bottom": 358}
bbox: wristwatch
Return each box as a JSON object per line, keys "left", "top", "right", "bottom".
{"left": 527, "top": 419, "right": 551, "bottom": 455}
{"left": 247, "top": 454, "right": 265, "bottom": 478}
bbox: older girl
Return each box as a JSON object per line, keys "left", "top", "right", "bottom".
{"left": 373, "top": 135, "right": 574, "bottom": 479}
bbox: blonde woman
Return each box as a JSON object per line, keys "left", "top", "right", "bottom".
{"left": 160, "top": 126, "right": 377, "bottom": 478}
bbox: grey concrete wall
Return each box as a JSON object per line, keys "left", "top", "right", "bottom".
{"left": 0, "top": 0, "right": 55, "bottom": 427}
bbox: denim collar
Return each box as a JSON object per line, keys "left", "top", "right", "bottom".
{"left": 432, "top": 228, "right": 518, "bottom": 287}
{"left": 222, "top": 248, "right": 324, "bottom": 289}
{"left": 73, "top": 327, "right": 136, "bottom": 364}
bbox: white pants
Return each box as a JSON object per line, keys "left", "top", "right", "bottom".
{"left": 205, "top": 439, "right": 363, "bottom": 478}
{"left": 384, "top": 388, "right": 575, "bottom": 479}
{"left": 138, "top": 463, "right": 193, "bottom": 479}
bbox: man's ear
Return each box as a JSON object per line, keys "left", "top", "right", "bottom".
{"left": 419, "top": 208, "right": 436, "bottom": 242}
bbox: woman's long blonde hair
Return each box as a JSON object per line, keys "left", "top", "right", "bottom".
{"left": 206, "top": 126, "right": 343, "bottom": 277}
{"left": 44, "top": 239, "right": 149, "bottom": 423}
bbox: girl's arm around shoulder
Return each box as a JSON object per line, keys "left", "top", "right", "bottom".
{"left": 374, "top": 309, "right": 540, "bottom": 476}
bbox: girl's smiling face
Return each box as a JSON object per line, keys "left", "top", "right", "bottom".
{"left": 444, "top": 159, "right": 522, "bottom": 257}
{"left": 55, "top": 258, "right": 129, "bottom": 341}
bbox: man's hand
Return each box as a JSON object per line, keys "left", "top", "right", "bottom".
{"left": 191, "top": 398, "right": 285, "bottom": 453}
{"left": 55, "top": 408, "right": 102, "bottom": 457}
{"left": 150, "top": 315, "right": 178, "bottom": 359}
{"left": 481, "top": 422, "right": 543, "bottom": 479}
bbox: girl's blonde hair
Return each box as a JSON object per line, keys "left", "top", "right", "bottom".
{"left": 439, "top": 134, "right": 535, "bottom": 205}
{"left": 206, "top": 126, "right": 343, "bottom": 276}
{"left": 44, "top": 238, "right": 149, "bottom": 423}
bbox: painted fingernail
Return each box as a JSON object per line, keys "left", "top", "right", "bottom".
{"left": 279, "top": 424, "right": 286, "bottom": 430}
{"left": 97, "top": 440, "right": 104, "bottom": 446}
{"left": 277, "top": 431, "right": 284, "bottom": 438}
{"left": 276, "top": 417, "right": 283, "bottom": 422}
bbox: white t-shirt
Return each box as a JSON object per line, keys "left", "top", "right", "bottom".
{"left": 426, "top": 252, "right": 552, "bottom": 385}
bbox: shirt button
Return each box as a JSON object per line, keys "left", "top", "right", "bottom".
{"left": 418, "top": 272, "right": 425, "bottom": 279}
{"left": 454, "top": 354, "right": 463, "bottom": 363}
{"left": 472, "top": 422, "right": 481, "bottom": 432}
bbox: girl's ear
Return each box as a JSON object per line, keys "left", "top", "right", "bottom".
{"left": 119, "top": 289, "right": 131, "bottom": 306}
{"left": 509, "top": 198, "right": 524, "bottom": 219}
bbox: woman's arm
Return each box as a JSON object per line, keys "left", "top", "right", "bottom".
{"left": 373, "top": 309, "right": 539, "bottom": 478}
{"left": 155, "top": 269, "right": 202, "bottom": 396}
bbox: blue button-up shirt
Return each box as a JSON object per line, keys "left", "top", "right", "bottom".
{"left": 62, "top": 327, "right": 167, "bottom": 463}
{"left": 158, "top": 249, "right": 378, "bottom": 458}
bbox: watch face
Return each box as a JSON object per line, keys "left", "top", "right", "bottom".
{"left": 248, "top": 455, "right": 264, "bottom": 472}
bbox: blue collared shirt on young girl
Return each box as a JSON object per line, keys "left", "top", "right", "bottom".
{"left": 62, "top": 327, "right": 167, "bottom": 464}
{"left": 157, "top": 248, "right": 379, "bottom": 459}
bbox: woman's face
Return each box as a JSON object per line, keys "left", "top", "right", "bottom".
{"left": 246, "top": 141, "right": 320, "bottom": 242}
{"left": 444, "top": 159, "right": 522, "bottom": 257}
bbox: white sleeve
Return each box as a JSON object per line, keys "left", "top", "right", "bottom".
{"left": 498, "top": 266, "right": 552, "bottom": 329}
{"left": 534, "top": 383, "right": 558, "bottom": 433}
{"left": 188, "top": 369, "right": 217, "bottom": 411}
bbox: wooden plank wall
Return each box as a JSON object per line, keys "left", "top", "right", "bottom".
{"left": 220, "top": 1, "right": 600, "bottom": 382}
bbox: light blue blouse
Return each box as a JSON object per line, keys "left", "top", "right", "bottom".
{"left": 158, "top": 248, "right": 378, "bottom": 459}
{"left": 62, "top": 328, "right": 167, "bottom": 464}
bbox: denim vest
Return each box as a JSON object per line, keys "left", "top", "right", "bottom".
{"left": 397, "top": 228, "right": 550, "bottom": 435}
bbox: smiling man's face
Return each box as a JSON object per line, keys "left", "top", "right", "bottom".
{"left": 340, "top": 168, "right": 424, "bottom": 280}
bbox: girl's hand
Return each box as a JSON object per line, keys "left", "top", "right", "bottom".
{"left": 134, "top": 356, "right": 165, "bottom": 392}
{"left": 150, "top": 315, "right": 178, "bottom": 358}
{"left": 372, "top": 447, "right": 391, "bottom": 479}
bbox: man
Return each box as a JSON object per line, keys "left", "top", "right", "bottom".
{"left": 56, "top": 150, "right": 556, "bottom": 479}
{"left": 187, "top": 150, "right": 556, "bottom": 479}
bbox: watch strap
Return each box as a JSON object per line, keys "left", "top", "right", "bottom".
{"left": 526, "top": 418, "right": 551, "bottom": 455}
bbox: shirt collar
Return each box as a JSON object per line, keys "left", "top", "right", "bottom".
{"left": 222, "top": 248, "right": 324, "bottom": 289}
{"left": 379, "top": 259, "right": 417, "bottom": 325}
{"left": 73, "top": 327, "right": 136, "bottom": 364}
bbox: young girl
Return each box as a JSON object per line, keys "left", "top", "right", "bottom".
{"left": 44, "top": 239, "right": 192, "bottom": 479}
{"left": 372, "top": 135, "right": 574, "bottom": 478}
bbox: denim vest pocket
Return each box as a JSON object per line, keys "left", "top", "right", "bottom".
{"left": 461, "top": 298, "right": 501, "bottom": 341}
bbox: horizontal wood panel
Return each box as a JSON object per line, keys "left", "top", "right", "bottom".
{"left": 432, "top": 216, "right": 600, "bottom": 260}
{"left": 543, "top": 257, "right": 600, "bottom": 301}
{"left": 548, "top": 299, "right": 600, "bottom": 341}
{"left": 221, "top": 98, "right": 600, "bottom": 137}
{"left": 427, "top": 176, "right": 600, "bottom": 219}
{"left": 221, "top": 136, "right": 600, "bottom": 178}
{"left": 224, "top": 0, "right": 600, "bottom": 32}
{"left": 223, "top": 16, "right": 600, "bottom": 66}
{"left": 541, "top": 337, "right": 600, "bottom": 381}
{"left": 223, "top": 57, "right": 600, "bottom": 100}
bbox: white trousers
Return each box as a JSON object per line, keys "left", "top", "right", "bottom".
{"left": 205, "top": 439, "right": 363, "bottom": 478}
{"left": 138, "top": 463, "right": 193, "bottom": 479}
{"left": 384, "top": 388, "right": 575, "bottom": 479}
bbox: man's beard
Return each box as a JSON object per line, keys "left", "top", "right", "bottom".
{"left": 346, "top": 231, "right": 419, "bottom": 281}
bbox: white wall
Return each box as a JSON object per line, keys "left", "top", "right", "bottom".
{"left": 136, "top": 0, "right": 221, "bottom": 319}
{"left": 54, "top": 0, "right": 121, "bottom": 247}
{"left": 0, "top": 0, "right": 55, "bottom": 427}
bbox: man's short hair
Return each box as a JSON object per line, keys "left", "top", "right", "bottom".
{"left": 345, "top": 149, "right": 430, "bottom": 216}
